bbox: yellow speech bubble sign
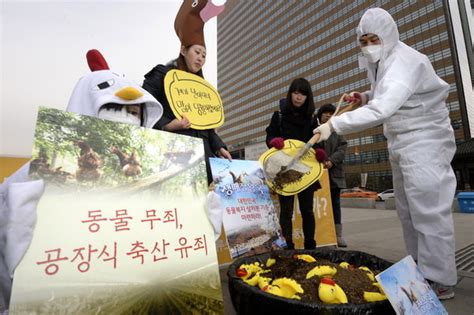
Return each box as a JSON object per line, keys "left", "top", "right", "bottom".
{"left": 259, "top": 139, "right": 324, "bottom": 196}
{"left": 164, "top": 69, "right": 224, "bottom": 129}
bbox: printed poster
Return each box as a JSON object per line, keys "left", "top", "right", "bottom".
{"left": 10, "top": 107, "right": 224, "bottom": 314}
{"left": 376, "top": 255, "right": 448, "bottom": 315}
{"left": 214, "top": 169, "right": 337, "bottom": 265}
{"left": 164, "top": 69, "right": 224, "bottom": 129}
{"left": 209, "top": 158, "right": 286, "bottom": 259}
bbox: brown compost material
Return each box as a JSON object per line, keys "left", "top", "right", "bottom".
{"left": 227, "top": 249, "right": 395, "bottom": 315}
{"left": 273, "top": 168, "right": 304, "bottom": 190}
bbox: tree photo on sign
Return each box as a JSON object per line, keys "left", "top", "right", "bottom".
{"left": 164, "top": 69, "right": 224, "bottom": 129}
{"left": 30, "top": 107, "right": 207, "bottom": 193}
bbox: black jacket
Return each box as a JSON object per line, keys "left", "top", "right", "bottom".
{"left": 143, "top": 61, "right": 227, "bottom": 182}
{"left": 321, "top": 133, "right": 348, "bottom": 189}
{"left": 265, "top": 99, "right": 319, "bottom": 147}
{"left": 316, "top": 104, "right": 347, "bottom": 188}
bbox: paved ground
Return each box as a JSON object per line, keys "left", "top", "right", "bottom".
{"left": 220, "top": 205, "right": 474, "bottom": 314}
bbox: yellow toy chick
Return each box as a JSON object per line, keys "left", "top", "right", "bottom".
{"left": 359, "top": 266, "right": 375, "bottom": 282}
{"left": 236, "top": 262, "right": 265, "bottom": 286}
{"left": 266, "top": 258, "right": 276, "bottom": 267}
{"left": 364, "top": 291, "right": 388, "bottom": 302}
{"left": 295, "top": 254, "right": 317, "bottom": 263}
{"left": 306, "top": 265, "right": 337, "bottom": 279}
{"left": 257, "top": 276, "right": 272, "bottom": 290}
{"left": 364, "top": 282, "right": 388, "bottom": 302}
{"left": 318, "top": 277, "right": 348, "bottom": 304}
{"left": 263, "top": 278, "right": 303, "bottom": 300}
{"left": 339, "top": 261, "right": 355, "bottom": 269}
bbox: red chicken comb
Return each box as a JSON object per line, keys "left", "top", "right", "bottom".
{"left": 86, "top": 49, "right": 109, "bottom": 71}
{"left": 320, "top": 277, "right": 336, "bottom": 286}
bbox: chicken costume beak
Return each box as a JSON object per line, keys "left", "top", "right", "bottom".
{"left": 115, "top": 87, "right": 144, "bottom": 100}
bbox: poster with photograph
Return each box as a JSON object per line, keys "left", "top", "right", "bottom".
{"left": 209, "top": 158, "right": 286, "bottom": 259}
{"left": 10, "top": 107, "right": 223, "bottom": 314}
{"left": 376, "top": 255, "right": 447, "bottom": 315}
{"left": 213, "top": 168, "right": 336, "bottom": 265}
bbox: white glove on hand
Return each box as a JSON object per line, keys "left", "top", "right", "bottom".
{"left": 313, "top": 123, "right": 332, "bottom": 143}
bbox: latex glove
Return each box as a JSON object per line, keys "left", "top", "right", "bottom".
{"left": 343, "top": 91, "right": 364, "bottom": 106}
{"left": 206, "top": 191, "right": 223, "bottom": 241}
{"left": 313, "top": 123, "right": 332, "bottom": 143}
{"left": 315, "top": 148, "right": 327, "bottom": 162}
{"left": 269, "top": 137, "right": 284, "bottom": 149}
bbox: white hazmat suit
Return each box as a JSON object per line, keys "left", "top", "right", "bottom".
{"left": 327, "top": 8, "right": 457, "bottom": 286}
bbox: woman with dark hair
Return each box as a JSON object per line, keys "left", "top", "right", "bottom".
{"left": 142, "top": 0, "right": 231, "bottom": 184}
{"left": 265, "top": 78, "right": 325, "bottom": 249}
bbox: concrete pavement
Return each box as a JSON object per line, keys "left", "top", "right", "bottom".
{"left": 220, "top": 205, "right": 474, "bottom": 314}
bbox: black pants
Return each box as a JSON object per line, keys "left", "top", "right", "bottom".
{"left": 278, "top": 187, "right": 316, "bottom": 249}
{"left": 331, "top": 187, "right": 341, "bottom": 225}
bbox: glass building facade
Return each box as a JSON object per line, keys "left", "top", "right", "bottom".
{"left": 216, "top": 1, "right": 468, "bottom": 192}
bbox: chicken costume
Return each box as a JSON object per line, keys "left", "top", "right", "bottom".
{"left": 67, "top": 49, "right": 163, "bottom": 128}
{"left": 0, "top": 49, "right": 163, "bottom": 312}
{"left": 0, "top": 165, "right": 43, "bottom": 312}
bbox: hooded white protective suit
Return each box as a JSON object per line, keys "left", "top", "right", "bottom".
{"left": 330, "top": 8, "right": 457, "bottom": 286}
{"left": 0, "top": 50, "right": 163, "bottom": 312}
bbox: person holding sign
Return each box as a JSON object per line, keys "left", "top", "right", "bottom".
{"left": 0, "top": 49, "right": 163, "bottom": 313}
{"left": 313, "top": 8, "right": 456, "bottom": 299}
{"left": 143, "top": 0, "right": 231, "bottom": 184}
{"left": 265, "top": 78, "right": 326, "bottom": 250}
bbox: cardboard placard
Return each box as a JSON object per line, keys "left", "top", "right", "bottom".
{"left": 259, "top": 139, "right": 324, "bottom": 196}
{"left": 164, "top": 69, "right": 224, "bottom": 129}
{"left": 10, "top": 107, "right": 224, "bottom": 314}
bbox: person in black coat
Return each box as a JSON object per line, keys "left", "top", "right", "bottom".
{"left": 143, "top": 1, "right": 231, "bottom": 184}
{"left": 143, "top": 57, "right": 230, "bottom": 184}
{"left": 265, "top": 78, "right": 325, "bottom": 250}
{"left": 317, "top": 104, "right": 348, "bottom": 247}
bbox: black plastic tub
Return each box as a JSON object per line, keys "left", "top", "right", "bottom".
{"left": 227, "top": 249, "right": 396, "bottom": 315}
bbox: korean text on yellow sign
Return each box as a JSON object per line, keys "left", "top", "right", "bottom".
{"left": 164, "top": 69, "right": 224, "bottom": 130}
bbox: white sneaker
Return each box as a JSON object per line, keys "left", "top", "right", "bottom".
{"left": 430, "top": 282, "right": 455, "bottom": 300}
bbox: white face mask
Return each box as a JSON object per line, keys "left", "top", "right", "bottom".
{"left": 361, "top": 45, "right": 382, "bottom": 63}
{"left": 98, "top": 107, "right": 141, "bottom": 126}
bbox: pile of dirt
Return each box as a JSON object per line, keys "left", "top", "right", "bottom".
{"left": 273, "top": 169, "right": 304, "bottom": 190}
{"left": 240, "top": 253, "right": 383, "bottom": 304}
